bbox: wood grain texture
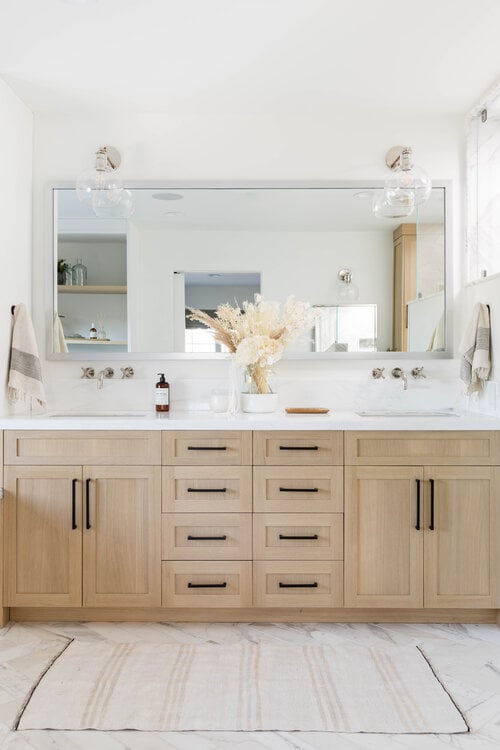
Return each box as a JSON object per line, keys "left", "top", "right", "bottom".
{"left": 162, "top": 513, "right": 252, "bottom": 560}
{"left": 345, "top": 431, "right": 500, "bottom": 466}
{"left": 253, "top": 466, "right": 343, "bottom": 513}
{"left": 344, "top": 466, "right": 424, "bottom": 608}
{"left": 253, "top": 431, "right": 343, "bottom": 466}
{"left": 253, "top": 513, "right": 343, "bottom": 560}
{"left": 0, "top": 432, "right": 9, "bottom": 625}
{"left": 4, "top": 466, "right": 83, "bottom": 607}
{"left": 162, "top": 561, "right": 252, "bottom": 608}
{"left": 4, "top": 431, "right": 161, "bottom": 466}
{"left": 10, "top": 607, "right": 498, "bottom": 623}
{"left": 162, "top": 466, "right": 252, "bottom": 513}
{"left": 253, "top": 561, "right": 343, "bottom": 608}
{"left": 162, "top": 431, "right": 252, "bottom": 466}
{"left": 83, "top": 466, "right": 161, "bottom": 607}
{"left": 423, "top": 466, "right": 498, "bottom": 608}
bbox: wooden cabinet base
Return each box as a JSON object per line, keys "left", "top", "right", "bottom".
{"left": 8, "top": 607, "right": 499, "bottom": 623}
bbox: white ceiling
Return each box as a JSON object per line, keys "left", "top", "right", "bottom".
{"left": 1, "top": 0, "right": 500, "bottom": 115}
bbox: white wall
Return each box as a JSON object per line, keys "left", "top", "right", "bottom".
{"left": 32, "top": 111, "right": 463, "bottom": 410}
{"left": 0, "top": 78, "right": 33, "bottom": 413}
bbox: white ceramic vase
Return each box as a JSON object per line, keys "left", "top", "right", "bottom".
{"left": 241, "top": 392, "right": 279, "bottom": 413}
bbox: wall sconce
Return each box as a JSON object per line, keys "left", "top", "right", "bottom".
{"left": 336, "top": 268, "right": 359, "bottom": 301}
{"left": 76, "top": 146, "right": 134, "bottom": 217}
{"left": 373, "top": 145, "right": 432, "bottom": 219}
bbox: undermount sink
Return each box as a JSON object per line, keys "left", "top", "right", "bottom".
{"left": 43, "top": 411, "right": 149, "bottom": 418}
{"left": 356, "top": 410, "right": 460, "bottom": 417}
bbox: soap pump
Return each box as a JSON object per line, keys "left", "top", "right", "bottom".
{"left": 155, "top": 373, "right": 170, "bottom": 412}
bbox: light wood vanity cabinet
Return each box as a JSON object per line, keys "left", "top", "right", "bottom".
{"left": 345, "top": 432, "right": 500, "bottom": 610}
{"left": 3, "top": 431, "right": 162, "bottom": 608}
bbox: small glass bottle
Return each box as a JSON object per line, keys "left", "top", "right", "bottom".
{"left": 155, "top": 373, "right": 170, "bottom": 412}
{"left": 72, "top": 258, "right": 87, "bottom": 286}
{"left": 89, "top": 322, "right": 97, "bottom": 340}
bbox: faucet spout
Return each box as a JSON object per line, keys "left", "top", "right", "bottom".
{"left": 96, "top": 367, "right": 114, "bottom": 390}
{"left": 391, "top": 367, "right": 408, "bottom": 390}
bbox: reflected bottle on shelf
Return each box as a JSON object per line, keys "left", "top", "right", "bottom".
{"left": 72, "top": 258, "right": 87, "bottom": 286}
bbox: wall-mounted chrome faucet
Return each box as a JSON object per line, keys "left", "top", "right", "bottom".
{"left": 391, "top": 367, "right": 408, "bottom": 390}
{"left": 97, "top": 367, "right": 114, "bottom": 390}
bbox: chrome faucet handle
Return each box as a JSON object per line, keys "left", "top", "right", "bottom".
{"left": 391, "top": 367, "right": 404, "bottom": 379}
{"left": 120, "top": 366, "right": 134, "bottom": 379}
{"left": 411, "top": 366, "right": 426, "bottom": 379}
{"left": 371, "top": 367, "right": 386, "bottom": 379}
{"left": 81, "top": 367, "right": 95, "bottom": 379}
{"left": 103, "top": 367, "right": 114, "bottom": 379}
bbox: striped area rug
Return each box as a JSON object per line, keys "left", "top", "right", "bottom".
{"left": 18, "top": 641, "right": 468, "bottom": 733}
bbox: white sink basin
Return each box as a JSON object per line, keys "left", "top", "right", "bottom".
{"left": 44, "top": 411, "right": 149, "bottom": 418}
{"left": 356, "top": 410, "right": 460, "bottom": 417}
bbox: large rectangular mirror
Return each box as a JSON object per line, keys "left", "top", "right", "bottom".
{"left": 49, "top": 183, "right": 449, "bottom": 358}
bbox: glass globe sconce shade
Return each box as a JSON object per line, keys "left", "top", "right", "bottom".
{"left": 76, "top": 146, "right": 124, "bottom": 208}
{"left": 384, "top": 145, "right": 432, "bottom": 207}
{"left": 93, "top": 189, "right": 135, "bottom": 218}
{"left": 372, "top": 188, "right": 415, "bottom": 219}
{"left": 336, "top": 269, "right": 359, "bottom": 301}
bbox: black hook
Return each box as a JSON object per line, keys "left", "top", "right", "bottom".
{"left": 11, "top": 305, "right": 15, "bottom": 315}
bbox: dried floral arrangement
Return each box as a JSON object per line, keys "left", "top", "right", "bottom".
{"left": 188, "top": 295, "right": 317, "bottom": 394}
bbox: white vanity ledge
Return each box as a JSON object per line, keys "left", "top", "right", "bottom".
{"left": 1, "top": 411, "right": 500, "bottom": 430}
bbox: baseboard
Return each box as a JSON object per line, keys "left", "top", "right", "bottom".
{"left": 9, "top": 607, "right": 498, "bottom": 624}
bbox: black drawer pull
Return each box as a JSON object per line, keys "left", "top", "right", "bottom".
{"left": 187, "top": 487, "right": 227, "bottom": 493}
{"left": 415, "top": 478, "right": 421, "bottom": 531}
{"left": 279, "top": 533, "right": 319, "bottom": 540}
{"left": 85, "top": 478, "right": 91, "bottom": 530}
{"left": 71, "top": 478, "right": 78, "bottom": 530}
{"left": 279, "top": 446, "right": 319, "bottom": 451}
{"left": 429, "top": 478, "right": 435, "bottom": 530}
{"left": 188, "top": 582, "right": 227, "bottom": 589}
{"left": 187, "top": 446, "right": 227, "bottom": 451}
{"left": 187, "top": 534, "right": 227, "bottom": 541}
{"left": 279, "top": 582, "right": 318, "bottom": 588}
{"left": 279, "top": 487, "right": 319, "bottom": 493}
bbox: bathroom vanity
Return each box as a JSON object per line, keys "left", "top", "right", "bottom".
{"left": 1, "top": 417, "right": 499, "bottom": 626}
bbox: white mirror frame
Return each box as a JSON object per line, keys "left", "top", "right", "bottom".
{"left": 46, "top": 179, "right": 453, "bottom": 361}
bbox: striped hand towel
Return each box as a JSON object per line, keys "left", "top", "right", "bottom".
{"left": 459, "top": 302, "right": 491, "bottom": 394}
{"left": 8, "top": 304, "right": 46, "bottom": 406}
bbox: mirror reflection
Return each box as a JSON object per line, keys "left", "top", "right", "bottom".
{"left": 53, "top": 186, "right": 446, "bottom": 356}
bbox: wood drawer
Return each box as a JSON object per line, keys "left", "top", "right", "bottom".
{"left": 253, "top": 561, "right": 343, "bottom": 607}
{"left": 253, "top": 431, "right": 342, "bottom": 465}
{"left": 162, "top": 431, "right": 252, "bottom": 466}
{"left": 162, "top": 467, "right": 252, "bottom": 513}
{"left": 253, "top": 513, "right": 343, "bottom": 560}
{"left": 162, "top": 561, "right": 252, "bottom": 608}
{"left": 345, "top": 430, "right": 500, "bottom": 466}
{"left": 254, "top": 466, "right": 343, "bottom": 513}
{"left": 162, "top": 513, "right": 252, "bottom": 560}
{"left": 4, "top": 431, "right": 161, "bottom": 466}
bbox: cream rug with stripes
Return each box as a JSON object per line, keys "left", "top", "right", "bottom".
{"left": 18, "top": 641, "right": 468, "bottom": 733}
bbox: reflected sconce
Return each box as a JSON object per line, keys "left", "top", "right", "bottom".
{"left": 373, "top": 145, "right": 432, "bottom": 219}
{"left": 76, "top": 146, "right": 134, "bottom": 218}
{"left": 336, "top": 268, "right": 359, "bottom": 301}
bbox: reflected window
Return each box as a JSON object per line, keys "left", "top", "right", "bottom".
{"left": 314, "top": 305, "right": 377, "bottom": 352}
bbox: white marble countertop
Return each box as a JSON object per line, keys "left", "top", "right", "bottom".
{"left": 1, "top": 410, "right": 500, "bottom": 430}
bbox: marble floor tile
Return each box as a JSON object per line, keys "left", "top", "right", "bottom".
{"left": 0, "top": 621, "right": 500, "bottom": 749}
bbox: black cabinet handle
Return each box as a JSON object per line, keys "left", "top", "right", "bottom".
{"left": 279, "top": 533, "right": 319, "bottom": 540}
{"left": 279, "top": 446, "right": 319, "bottom": 451}
{"left": 71, "top": 478, "right": 78, "bottom": 530}
{"left": 187, "top": 446, "right": 227, "bottom": 451}
{"left": 279, "top": 487, "right": 319, "bottom": 493}
{"left": 187, "top": 534, "right": 227, "bottom": 541}
{"left": 429, "top": 478, "right": 435, "bottom": 530}
{"left": 188, "top": 582, "right": 227, "bottom": 589}
{"left": 279, "top": 582, "right": 318, "bottom": 588}
{"left": 85, "top": 478, "right": 91, "bottom": 530}
{"left": 187, "top": 487, "right": 227, "bottom": 493}
{"left": 415, "top": 478, "right": 421, "bottom": 531}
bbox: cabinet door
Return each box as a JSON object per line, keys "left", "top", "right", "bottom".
{"left": 345, "top": 466, "right": 424, "bottom": 608}
{"left": 83, "top": 466, "right": 161, "bottom": 607}
{"left": 4, "top": 466, "right": 82, "bottom": 607}
{"left": 424, "top": 467, "right": 499, "bottom": 608}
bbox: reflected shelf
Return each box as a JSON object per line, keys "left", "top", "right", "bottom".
{"left": 57, "top": 285, "right": 127, "bottom": 294}
{"left": 65, "top": 338, "right": 127, "bottom": 346}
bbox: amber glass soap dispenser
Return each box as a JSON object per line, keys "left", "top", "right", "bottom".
{"left": 155, "top": 373, "right": 170, "bottom": 412}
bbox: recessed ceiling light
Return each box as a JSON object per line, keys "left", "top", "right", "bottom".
{"left": 153, "top": 192, "right": 184, "bottom": 201}
{"left": 208, "top": 273, "right": 222, "bottom": 278}
{"left": 163, "top": 211, "right": 185, "bottom": 217}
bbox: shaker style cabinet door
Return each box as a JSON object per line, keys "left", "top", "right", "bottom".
{"left": 344, "top": 466, "right": 424, "bottom": 608}
{"left": 3, "top": 466, "right": 83, "bottom": 607}
{"left": 423, "top": 466, "right": 499, "bottom": 608}
{"left": 83, "top": 466, "right": 161, "bottom": 607}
